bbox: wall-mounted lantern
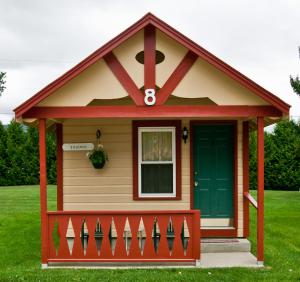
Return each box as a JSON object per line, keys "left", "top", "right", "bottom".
{"left": 182, "top": 127, "right": 189, "bottom": 144}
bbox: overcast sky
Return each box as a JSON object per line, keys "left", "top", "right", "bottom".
{"left": 0, "top": 0, "right": 299, "bottom": 124}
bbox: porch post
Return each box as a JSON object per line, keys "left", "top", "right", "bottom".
{"left": 39, "top": 119, "right": 48, "bottom": 266}
{"left": 243, "top": 121, "right": 250, "bottom": 237}
{"left": 257, "top": 117, "right": 264, "bottom": 264}
{"left": 56, "top": 123, "right": 63, "bottom": 211}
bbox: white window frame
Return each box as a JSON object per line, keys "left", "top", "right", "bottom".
{"left": 138, "top": 126, "right": 176, "bottom": 198}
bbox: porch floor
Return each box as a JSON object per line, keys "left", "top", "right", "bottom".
{"left": 46, "top": 252, "right": 261, "bottom": 269}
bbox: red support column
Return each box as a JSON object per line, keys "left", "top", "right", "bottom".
{"left": 39, "top": 119, "right": 48, "bottom": 265}
{"left": 144, "top": 25, "right": 156, "bottom": 90}
{"left": 193, "top": 210, "right": 201, "bottom": 263}
{"left": 257, "top": 117, "right": 264, "bottom": 263}
{"left": 243, "top": 121, "right": 250, "bottom": 237}
{"left": 56, "top": 123, "right": 63, "bottom": 211}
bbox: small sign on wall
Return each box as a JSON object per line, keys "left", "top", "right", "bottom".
{"left": 62, "top": 143, "right": 94, "bottom": 151}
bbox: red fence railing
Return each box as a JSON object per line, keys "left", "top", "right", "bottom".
{"left": 46, "top": 210, "right": 200, "bottom": 264}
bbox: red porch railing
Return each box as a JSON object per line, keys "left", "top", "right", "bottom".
{"left": 46, "top": 210, "right": 200, "bottom": 264}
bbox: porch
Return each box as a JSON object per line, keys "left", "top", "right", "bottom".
{"left": 44, "top": 210, "right": 259, "bottom": 268}
{"left": 37, "top": 117, "right": 266, "bottom": 268}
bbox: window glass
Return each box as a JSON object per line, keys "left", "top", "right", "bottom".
{"left": 139, "top": 128, "right": 175, "bottom": 197}
{"left": 142, "top": 131, "right": 172, "bottom": 161}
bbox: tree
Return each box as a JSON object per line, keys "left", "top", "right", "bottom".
{"left": 290, "top": 47, "right": 300, "bottom": 96}
{"left": 0, "top": 72, "right": 6, "bottom": 96}
{"left": 6, "top": 121, "right": 27, "bottom": 185}
{"left": 290, "top": 75, "right": 300, "bottom": 96}
{"left": 0, "top": 122, "right": 8, "bottom": 185}
{"left": 249, "top": 119, "right": 300, "bottom": 191}
{"left": 0, "top": 121, "right": 57, "bottom": 186}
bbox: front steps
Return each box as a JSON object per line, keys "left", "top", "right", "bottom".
{"left": 201, "top": 238, "right": 251, "bottom": 253}
{"left": 200, "top": 238, "right": 259, "bottom": 268}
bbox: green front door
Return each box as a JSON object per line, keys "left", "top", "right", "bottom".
{"left": 193, "top": 124, "right": 234, "bottom": 218}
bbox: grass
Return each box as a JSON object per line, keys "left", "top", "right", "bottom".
{"left": 0, "top": 186, "right": 299, "bottom": 281}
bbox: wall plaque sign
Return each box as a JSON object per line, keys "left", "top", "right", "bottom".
{"left": 62, "top": 143, "right": 94, "bottom": 151}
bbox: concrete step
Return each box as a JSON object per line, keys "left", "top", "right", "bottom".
{"left": 201, "top": 238, "right": 251, "bottom": 253}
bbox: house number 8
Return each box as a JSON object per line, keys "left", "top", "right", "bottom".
{"left": 144, "top": 89, "right": 156, "bottom": 106}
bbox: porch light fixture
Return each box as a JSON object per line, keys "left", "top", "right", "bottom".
{"left": 182, "top": 127, "right": 189, "bottom": 143}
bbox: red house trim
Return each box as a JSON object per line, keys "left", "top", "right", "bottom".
{"left": 14, "top": 13, "right": 289, "bottom": 118}
{"left": 39, "top": 119, "right": 48, "bottom": 264}
{"left": 144, "top": 24, "right": 156, "bottom": 90}
{"left": 23, "top": 105, "right": 283, "bottom": 119}
{"left": 257, "top": 117, "right": 264, "bottom": 262}
{"left": 104, "top": 52, "right": 144, "bottom": 106}
{"left": 56, "top": 123, "right": 63, "bottom": 211}
{"left": 190, "top": 120, "right": 238, "bottom": 237}
{"left": 243, "top": 121, "right": 250, "bottom": 237}
{"left": 132, "top": 120, "right": 182, "bottom": 201}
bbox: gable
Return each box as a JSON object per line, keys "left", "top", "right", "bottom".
{"left": 15, "top": 13, "right": 289, "bottom": 118}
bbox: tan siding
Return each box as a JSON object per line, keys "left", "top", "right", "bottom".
{"left": 156, "top": 30, "right": 188, "bottom": 87}
{"left": 113, "top": 31, "right": 144, "bottom": 88}
{"left": 38, "top": 60, "right": 128, "bottom": 107}
{"left": 63, "top": 118, "right": 244, "bottom": 237}
{"left": 172, "top": 58, "right": 269, "bottom": 106}
{"left": 63, "top": 119, "right": 190, "bottom": 212}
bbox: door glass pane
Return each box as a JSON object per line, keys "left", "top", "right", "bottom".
{"left": 141, "top": 164, "right": 173, "bottom": 193}
{"left": 142, "top": 131, "right": 172, "bottom": 161}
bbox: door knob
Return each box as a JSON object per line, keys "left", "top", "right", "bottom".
{"left": 194, "top": 181, "right": 198, "bottom": 187}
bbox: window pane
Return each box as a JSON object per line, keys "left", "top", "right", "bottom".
{"left": 141, "top": 164, "right": 173, "bottom": 193}
{"left": 142, "top": 131, "right": 172, "bottom": 161}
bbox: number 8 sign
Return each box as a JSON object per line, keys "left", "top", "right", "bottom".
{"left": 144, "top": 89, "right": 156, "bottom": 106}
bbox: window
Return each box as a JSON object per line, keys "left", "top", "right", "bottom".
{"left": 139, "top": 127, "right": 175, "bottom": 197}
{"left": 133, "top": 121, "right": 181, "bottom": 200}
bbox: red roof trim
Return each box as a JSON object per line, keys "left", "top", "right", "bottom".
{"left": 22, "top": 105, "right": 283, "bottom": 119}
{"left": 14, "top": 13, "right": 290, "bottom": 118}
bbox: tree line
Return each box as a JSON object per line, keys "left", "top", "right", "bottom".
{"left": 0, "top": 121, "right": 56, "bottom": 185}
{"left": 249, "top": 119, "right": 300, "bottom": 190}
{"left": 0, "top": 119, "right": 299, "bottom": 190}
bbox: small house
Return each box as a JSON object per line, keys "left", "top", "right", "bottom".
{"left": 14, "top": 13, "right": 290, "bottom": 268}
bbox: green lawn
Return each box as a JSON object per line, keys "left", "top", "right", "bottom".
{"left": 0, "top": 186, "right": 299, "bottom": 281}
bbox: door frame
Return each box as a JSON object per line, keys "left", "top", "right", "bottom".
{"left": 190, "top": 120, "right": 238, "bottom": 237}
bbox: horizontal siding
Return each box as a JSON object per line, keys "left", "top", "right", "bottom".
{"left": 64, "top": 193, "right": 190, "bottom": 203}
{"left": 63, "top": 167, "right": 191, "bottom": 177}
{"left": 63, "top": 185, "right": 190, "bottom": 195}
{"left": 62, "top": 118, "right": 244, "bottom": 237}
{"left": 64, "top": 202, "right": 190, "bottom": 211}
{"left": 63, "top": 119, "right": 190, "bottom": 211}
{"left": 63, "top": 176, "right": 190, "bottom": 186}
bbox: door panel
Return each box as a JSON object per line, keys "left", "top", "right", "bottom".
{"left": 193, "top": 124, "right": 234, "bottom": 218}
